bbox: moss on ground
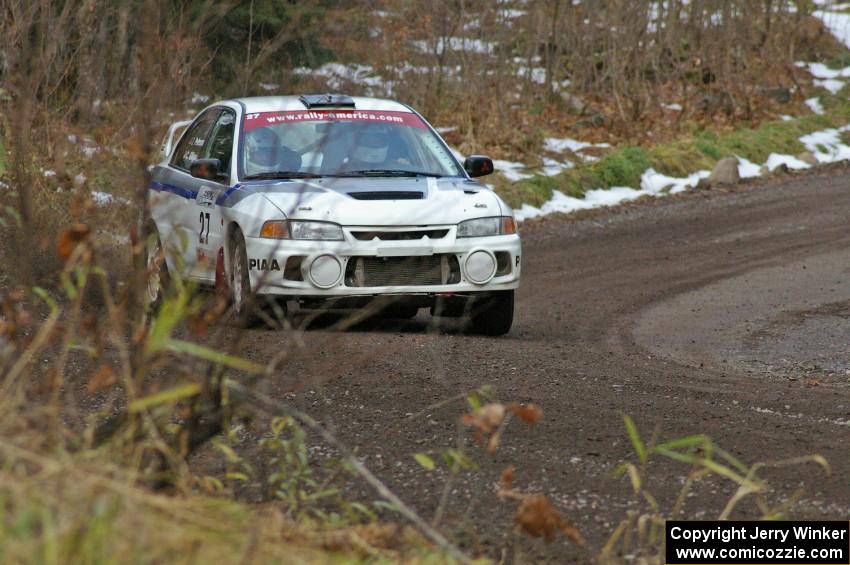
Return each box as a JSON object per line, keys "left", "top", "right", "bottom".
{"left": 496, "top": 95, "right": 850, "bottom": 210}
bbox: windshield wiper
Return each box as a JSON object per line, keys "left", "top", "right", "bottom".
{"left": 243, "top": 171, "right": 323, "bottom": 180}
{"left": 332, "top": 169, "right": 444, "bottom": 178}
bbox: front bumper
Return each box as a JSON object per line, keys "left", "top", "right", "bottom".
{"left": 242, "top": 225, "right": 521, "bottom": 297}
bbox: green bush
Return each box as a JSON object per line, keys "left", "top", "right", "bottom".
{"left": 591, "top": 147, "right": 651, "bottom": 188}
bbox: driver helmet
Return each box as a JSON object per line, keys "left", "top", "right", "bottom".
{"left": 351, "top": 125, "right": 392, "bottom": 164}
{"left": 245, "top": 127, "right": 280, "bottom": 170}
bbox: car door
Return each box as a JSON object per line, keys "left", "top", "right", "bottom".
{"left": 192, "top": 109, "right": 236, "bottom": 281}
{"left": 159, "top": 108, "right": 221, "bottom": 279}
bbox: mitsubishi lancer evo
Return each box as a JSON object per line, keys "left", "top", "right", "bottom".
{"left": 147, "top": 94, "right": 521, "bottom": 335}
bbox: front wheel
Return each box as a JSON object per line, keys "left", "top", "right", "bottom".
{"left": 229, "top": 231, "right": 286, "bottom": 328}
{"left": 229, "top": 232, "right": 262, "bottom": 328}
{"left": 467, "top": 290, "right": 514, "bottom": 336}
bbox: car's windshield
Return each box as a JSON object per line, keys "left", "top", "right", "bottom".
{"left": 241, "top": 109, "right": 463, "bottom": 179}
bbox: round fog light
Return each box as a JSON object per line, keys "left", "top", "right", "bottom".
{"left": 309, "top": 254, "right": 342, "bottom": 288}
{"left": 465, "top": 250, "right": 496, "bottom": 284}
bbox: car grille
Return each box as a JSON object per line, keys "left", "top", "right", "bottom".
{"left": 347, "top": 191, "right": 423, "bottom": 200}
{"left": 344, "top": 255, "right": 461, "bottom": 287}
{"left": 351, "top": 229, "right": 449, "bottom": 241}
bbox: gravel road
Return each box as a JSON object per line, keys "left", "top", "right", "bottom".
{"left": 203, "top": 164, "right": 850, "bottom": 562}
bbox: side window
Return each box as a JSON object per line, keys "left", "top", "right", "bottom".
{"left": 170, "top": 110, "right": 220, "bottom": 171}
{"left": 203, "top": 110, "right": 236, "bottom": 176}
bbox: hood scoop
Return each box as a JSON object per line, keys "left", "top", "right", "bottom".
{"left": 348, "top": 191, "right": 424, "bottom": 200}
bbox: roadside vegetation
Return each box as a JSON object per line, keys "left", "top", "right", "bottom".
{"left": 500, "top": 97, "right": 850, "bottom": 208}
{"left": 1, "top": 1, "right": 847, "bottom": 563}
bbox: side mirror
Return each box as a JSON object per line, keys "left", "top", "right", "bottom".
{"left": 464, "top": 155, "right": 494, "bottom": 178}
{"left": 190, "top": 159, "right": 226, "bottom": 182}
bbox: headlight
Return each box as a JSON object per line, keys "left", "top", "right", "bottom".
{"left": 260, "top": 220, "right": 344, "bottom": 241}
{"left": 457, "top": 216, "right": 517, "bottom": 238}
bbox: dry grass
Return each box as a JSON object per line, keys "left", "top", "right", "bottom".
{"left": 0, "top": 431, "right": 440, "bottom": 564}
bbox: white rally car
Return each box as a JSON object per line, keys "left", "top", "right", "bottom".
{"left": 148, "top": 94, "right": 520, "bottom": 335}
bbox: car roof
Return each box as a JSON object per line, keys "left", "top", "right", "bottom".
{"left": 231, "top": 96, "right": 413, "bottom": 114}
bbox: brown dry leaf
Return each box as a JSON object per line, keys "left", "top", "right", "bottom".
{"left": 514, "top": 494, "right": 585, "bottom": 546}
{"left": 509, "top": 403, "right": 542, "bottom": 424}
{"left": 559, "top": 518, "right": 586, "bottom": 547}
{"left": 187, "top": 315, "right": 208, "bottom": 338}
{"left": 500, "top": 465, "right": 515, "bottom": 490}
{"left": 461, "top": 402, "right": 505, "bottom": 435}
{"left": 203, "top": 297, "right": 229, "bottom": 324}
{"left": 487, "top": 430, "right": 502, "bottom": 453}
{"left": 56, "top": 224, "right": 91, "bottom": 261}
{"left": 87, "top": 364, "right": 116, "bottom": 393}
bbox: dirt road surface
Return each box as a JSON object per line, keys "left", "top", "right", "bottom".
{"left": 203, "top": 165, "right": 850, "bottom": 561}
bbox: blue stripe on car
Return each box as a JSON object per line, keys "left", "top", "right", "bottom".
{"left": 149, "top": 181, "right": 198, "bottom": 200}
{"left": 149, "top": 179, "right": 322, "bottom": 208}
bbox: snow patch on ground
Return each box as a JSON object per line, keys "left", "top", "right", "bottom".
{"left": 797, "top": 61, "right": 850, "bottom": 79}
{"left": 493, "top": 159, "right": 533, "bottom": 182}
{"left": 515, "top": 121, "right": 850, "bottom": 222}
{"left": 542, "top": 157, "right": 573, "bottom": 176}
{"left": 765, "top": 153, "right": 810, "bottom": 171}
{"left": 814, "top": 9, "right": 850, "bottom": 50}
{"left": 292, "top": 63, "right": 387, "bottom": 94}
{"left": 805, "top": 97, "right": 825, "bottom": 115}
{"left": 515, "top": 169, "right": 710, "bottom": 221}
{"left": 815, "top": 78, "right": 845, "bottom": 94}
{"left": 517, "top": 66, "right": 547, "bottom": 84}
{"left": 737, "top": 156, "right": 762, "bottom": 178}
{"left": 544, "top": 137, "right": 611, "bottom": 154}
{"left": 797, "top": 60, "right": 850, "bottom": 94}
{"left": 640, "top": 169, "right": 709, "bottom": 195}
{"left": 90, "top": 191, "right": 115, "bottom": 206}
{"left": 67, "top": 134, "right": 101, "bottom": 158}
{"left": 800, "top": 125, "right": 850, "bottom": 162}
{"left": 411, "top": 37, "right": 496, "bottom": 55}
{"left": 498, "top": 9, "right": 525, "bottom": 19}
{"left": 90, "top": 191, "right": 131, "bottom": 207}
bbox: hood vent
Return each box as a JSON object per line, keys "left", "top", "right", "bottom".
{"left": 348, "top": 191, "right": 424, "bottom": 200}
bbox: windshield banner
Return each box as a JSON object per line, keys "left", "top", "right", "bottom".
{"left": 244, "top": 110, "right": 428, "bottom": 131}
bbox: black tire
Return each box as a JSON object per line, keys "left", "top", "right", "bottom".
{"left": 467, "top": 290, "right": 514, "bottom": 336}
{"left": 229, "top": 231, "right": 262, "bottom": 328}
{"left": 144, "top": 226, "right": 171, "bottom": 316}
